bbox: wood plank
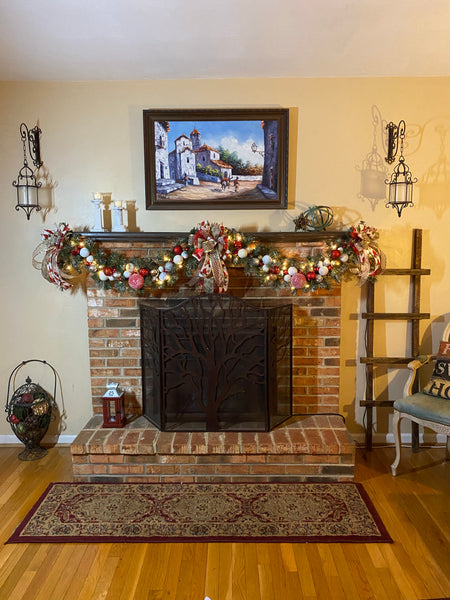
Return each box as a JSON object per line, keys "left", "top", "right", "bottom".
{"left": 360, "top": 357, "right": 413, "bottom": 364}
{"left": 380, "top": 268, "right": 430, "bottom": 275}
{"left": 361, "top": 312, "right": 430, "bottom": 320}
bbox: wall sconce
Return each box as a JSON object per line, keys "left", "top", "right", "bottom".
{"left": 12, "top": 123, "right": 43, "bottom": 220}
{"left": 385, "top": 120, "right": 417, "bottom": 217}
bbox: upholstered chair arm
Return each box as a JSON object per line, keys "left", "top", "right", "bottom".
{"left": 403, "top": 355, "right": 434, "bottom": 397}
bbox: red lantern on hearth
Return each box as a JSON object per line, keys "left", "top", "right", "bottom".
{"left": 102, "top": 383, "right": 126, "bottom": 428}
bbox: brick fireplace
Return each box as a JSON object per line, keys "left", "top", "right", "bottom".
{"left": 70, "top": 231, "right": 355, "bottom": 482}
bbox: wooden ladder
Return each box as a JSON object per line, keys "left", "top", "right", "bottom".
{"left": 359, "top": 229, "right": 431, "bottom": 450}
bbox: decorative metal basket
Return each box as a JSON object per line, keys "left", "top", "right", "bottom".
{"left": 5, "top": 360, "right": 57, "bottom": 461}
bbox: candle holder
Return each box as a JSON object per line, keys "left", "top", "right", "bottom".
{"left": 111, "top": 200, "right": 126, "bottom": 232}
{"left": 91, "top": 193, "right": 104, "bottom": 232}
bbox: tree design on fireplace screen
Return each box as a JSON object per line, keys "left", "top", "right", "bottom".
{"left": 140, "top": 294, "right": 292, "bottom": 432}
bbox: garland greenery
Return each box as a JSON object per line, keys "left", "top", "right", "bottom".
{"left": 33, "top": 220, "right": 384, "bottom": 294}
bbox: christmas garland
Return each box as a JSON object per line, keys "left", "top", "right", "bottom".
{"left": 32, "top": 220, "right": 385, "bottom": 294}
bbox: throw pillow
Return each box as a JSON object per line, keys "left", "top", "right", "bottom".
{"left": 423, "top": 341, "right": 450, "bottom": 399}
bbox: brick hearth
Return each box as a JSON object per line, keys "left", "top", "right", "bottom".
{"left": 71, "top": 232, "right": 356, "bottom": 482}
{"left": 71, "top": 415, "right": 355, "bottom": 483}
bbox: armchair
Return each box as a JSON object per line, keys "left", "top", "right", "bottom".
{"left": 391, "top": 322, "right": 450, "bottom": 476}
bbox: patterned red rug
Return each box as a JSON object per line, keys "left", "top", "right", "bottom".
{"left": 6, "top": 481, "right": 392, "bottom": 544}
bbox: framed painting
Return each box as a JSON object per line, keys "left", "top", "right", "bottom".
{"left": 143, "top": 108, "right": 289, "bottom": 210}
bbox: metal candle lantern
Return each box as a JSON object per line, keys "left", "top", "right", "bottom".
{"left": 102, "top": 383, "right": 126, "bottom": 428}
{"left": 5, "top": 360, "right": 57, "bottom": 461}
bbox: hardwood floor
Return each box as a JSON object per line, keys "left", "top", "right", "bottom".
{"left": 0, "top": 444, "right": 448, "bottom": 599}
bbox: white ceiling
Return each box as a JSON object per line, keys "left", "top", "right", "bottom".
{"left": 0, "top": 0, "right": 449, "bottom": 81}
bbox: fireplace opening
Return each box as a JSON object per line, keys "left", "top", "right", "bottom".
{"left": 140, "top": 294, "right": 292, "bottom": 432}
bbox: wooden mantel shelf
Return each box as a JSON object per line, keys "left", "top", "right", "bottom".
{"left": 82, "top": 230, "right": 347, "bottom": 243}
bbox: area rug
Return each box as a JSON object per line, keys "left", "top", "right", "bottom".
{"left": 6, "top": 481, "right": 392, "bottom": 544}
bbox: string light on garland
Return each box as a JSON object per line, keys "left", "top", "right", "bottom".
{"left": 32, "top": 220, "right": 385, "bottom": 295}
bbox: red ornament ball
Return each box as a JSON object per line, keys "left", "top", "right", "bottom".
{"left": 306, "top": 271, "right": 316, "bottom": 282}
{"left": 331, "top": 249, "right": 341, "bottom": 260}
{"left": 173, "top": 245, "right": 182, "bottom": 255}
{"left": 233, "top": 240, "right": 242, "bottom": 250}
{"left": 70, "top": 248, "right": 80, "bottom": 255}
{"left": 313, "top": 266, "right": 320, "bottom": 273}
{"left": 103, "top": 267, "right": 114, "bottom": 277}
{"left": 139, "top": 268, "right": 149, "bottom": 277}
{"left": 290, "top": 272, "right": 307, "bottom": 289}
{"left": 128, "top": 273, "right": 145, "bottom": 290}
{"left": 272, "top": 265, "right": 280, "bottom": 274}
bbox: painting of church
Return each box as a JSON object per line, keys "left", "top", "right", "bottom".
{"left": 168, "top": 134, "right": 197, "bottom": 182}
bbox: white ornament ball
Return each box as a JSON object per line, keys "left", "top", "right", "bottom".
{"left": 86, "top": 255, "right": 94, "bottom": 263}
{"left": 237, "top": 248, "right": 248, "bottom": 259}
{"left": 158, "top": 271, "right": 167, "bottom": 281}
{"left": 165, "top": 261, "right": 174, "bottom": 272}
{"left": 288, "top": 266, "right": 298, "bottom": 276}
{"left": 181, "top": 251, "right": 188, "bottom": 259}
{"left": 284, "top": 274, "right": 291, "bottom": 282}
{"left": 79, "top": 247, "right": 90, "bottom": 258}
{"left": 173, "top": 255, "right": 183, "bottom": 265}
{"left": 158, "top": 266, "right": 164, "bottom": 272}
{"left": 113, "top": 272, "right": 121, "bottom": 279}
{"left": 323, "top": 259, "right": 331, "bottom": 266}
{"left": 123, "top": 270, "right": 131, "bottom": 279}
{"left": 318, "top": 266, "right": 328, "bottom": 277}
{"left": 98, "top": 271, "right": 108, "bottom": 281}
{"left": 108, "top": 276, "right": 114, "bottom": 281}
{"left": 253, "top": 258, "right": 260, "bottom": 266}
{"left": 340, "top": 253, "right": 349, "bottom": 263}
{"left": 125, "top": 263, "right": 134, "bottom": 272}
{"left": 262, "top": 265, "right": 270, "bottom": 272}
{"left": 262, "top": 254, "right": 272, "bottom": 265}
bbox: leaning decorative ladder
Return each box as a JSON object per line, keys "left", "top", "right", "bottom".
{"left": 359, "top": 229, "right": 431, "bottom": 450}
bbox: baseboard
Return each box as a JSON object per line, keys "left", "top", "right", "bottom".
{"left": 0, "top": 434, "right": 76, "bottom": 446}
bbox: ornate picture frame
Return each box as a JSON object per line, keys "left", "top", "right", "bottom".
{"left": 143, "top": 108, "right": 289, "bottom": 210}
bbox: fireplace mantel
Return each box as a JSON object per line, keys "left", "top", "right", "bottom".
{"left": 82, "top": 230, "right": 347, "bottom": 243}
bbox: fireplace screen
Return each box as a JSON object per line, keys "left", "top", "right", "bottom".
{"left": 140, "top": 294, "right": 292, "bottom": 432}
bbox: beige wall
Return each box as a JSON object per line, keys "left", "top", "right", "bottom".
{"left": 1, "top": 77, "right": 449, "bottom": 442}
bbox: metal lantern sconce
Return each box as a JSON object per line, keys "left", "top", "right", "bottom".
{"left": 384, "top": 120, "right": 417, "bottom": 218}
{"left": 12, "top": 123, "right": 43, "bottom": 220}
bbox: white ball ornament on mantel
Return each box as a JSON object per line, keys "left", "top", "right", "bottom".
{"left": 340, "top": 254, "right": 349, "bottom": 263}
{"left": 173, "top": 254, "right": 183, "bottom": 265}
{"left": 237, "top": 248, "right": 248, "bottom": 259}
{"left": 123, "top": 270, "right": 131, "bottom": 279}
{"left": 158, "top": 272, "right": 167, "bottom": 281}
{"left": 165, "top": 262, "right": 174, "bottom": 272}
{"left": 98, "top": 271, "right": 108, "bottom": 281}
{"left": 262, "top": 255, "right": 272, "bottom": 265}
{"left": 79, "top": 247, "right": 90, "bottom": 258}
{"left": 287, "top": 266, "right": 298, "bottom": 276}
{"left": 318, "top": 266, "right": 329, "bottom": 276}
